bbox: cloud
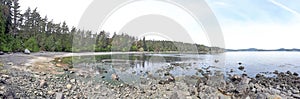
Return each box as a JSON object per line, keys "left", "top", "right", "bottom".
{"left": 19, "top": 0, "right": 300, "bottom": 49}
{"left": 205, "top": 0, "right": 300, "bottom": 49}
{"left": 19, "top": 0, "right": 93, "bottom": 27}
{"left": 222, "top": 20, "right": 300, "bottom": 49}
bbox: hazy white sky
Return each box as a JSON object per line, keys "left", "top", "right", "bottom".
{"left": 19, "top": 0, "right": 300, "bottom": 49}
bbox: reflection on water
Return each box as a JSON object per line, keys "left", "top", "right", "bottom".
{"left": 71, "top": 52, "right": 300, "bottom": 81}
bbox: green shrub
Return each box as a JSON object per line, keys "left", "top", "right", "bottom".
{"left": 24, "top": 37, "right": 39, "bottom": 52}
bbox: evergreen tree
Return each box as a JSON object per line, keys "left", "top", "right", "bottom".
{"left": 0, "top": 5, "right": 7, "bottom": 51}
{"left": 143, "top": 37, "right": 147, "bottom": 51}
{"left": 24, "top": 36, "right": 39, "bottom": 52}
{"left": 12, "top": 0, "right": 20, "bottom": 36}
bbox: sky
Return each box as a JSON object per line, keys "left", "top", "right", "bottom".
{"left": 19, "top": 0, "right": 300, "bottom": 49}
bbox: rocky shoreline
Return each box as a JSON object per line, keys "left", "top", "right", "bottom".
{"left": 0, "top": 53, "right": 300, "bottom": 98}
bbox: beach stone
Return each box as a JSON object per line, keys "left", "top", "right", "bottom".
{"left": 273, "top": 70, "right": 279, "bottom": 74}
{"left": 241, "top": 76, "right": 251, "bottom": 84}
{"left": 293, "top": 94, "right": 300, "bottom": 98}
{"left": 2, "top": 74, "right": 10, "bottom": 79}
{"left": 0, "top": 51, "right": 4, "bottom": 55}
{"left": 293, "top": 72, "right": 299, "bottom": 76}
{"left": 7, "top": 62, "right": 13, "bottom": 66}
{"left": 55, "top": 92, "right": 64, "bottom": 99}
{"left": 48, "top": 90, "right": 55, "bottom": 95}
{"left": 101, "top": 92, "right": 108, "bottom": 96}
{"left": 39, "top": 80, "right": 47, "bottom": 88}
{"left": 292, "top": 89, "right": 299, "bottom": 94}
{"left": 245, "top": 96, "right": 250, "bottom": 99}
{"left": 24, "top": 49, "right": 30, "bottom": 54}
{"left": 251, "top": 88, "right": 256, "bottom": 92}
{"left": 70, "top": 71, "right": 75, "bottom": 74}
{"left": 270, "top": 88, "right": 281, "bottom": 94}
{"left": 256, "top": 93, "right": 267, "bottom": 99}
{"left": 66, "top": 84, "right": 72, "bottom": 90}
{"left": 70, "top": 79, "right": 76, "bottom": 83}
{"left": 159, "top": 75, "right": 175, "bottom": 85}
{"left": 273, "top": 95, "right": 282, "bottom": 99}
{"left": 150, "top": 85, "right": 157, "bottom": 90}
{"left": 231, "top": 74, "right": 242, "bottom": 82}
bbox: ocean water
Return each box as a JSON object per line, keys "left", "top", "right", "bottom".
{"left": 73, "top": 51, "right": 300, "bottom": 78}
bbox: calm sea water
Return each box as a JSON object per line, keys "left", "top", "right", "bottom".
{"left": 74, "top": 52, "right": 300, "bottom": 78}
{"left": 221, "top": 51, "right": 300, "bottom": 77}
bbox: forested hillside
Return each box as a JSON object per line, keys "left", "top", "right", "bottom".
{"left": 0, "top": 0, "right": 224, "bottom": 53}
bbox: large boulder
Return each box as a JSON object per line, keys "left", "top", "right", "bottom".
{"left": 0, "top": 51, "right": 4, "bottom": 55}
{"left": 24, "top": 49, "right": 30, "bottom": 54}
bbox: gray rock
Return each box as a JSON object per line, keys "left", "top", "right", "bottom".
{"left": 7, "top": 62, "right": 13, "bottom": 66}
{"left": 256, "top": 93, "right": 267, "bottom": 99}
{"left": 2, "top": 74, "right": 10, "bottom": 79}
{"left": 0, "top": 90, "right": 4, "bottom": 95}
{"left": 70, "top": 71, "right": 75, "bottom": 74}
{"left": 150, "top": 85, "right": 157, "bottom": 90}
{"left": 249, "top": 82, "right": 255, "bottom": 88}
{"left": 0, "top": 51, "right": 4, "bottom": 55}
{"left": 47, "top": 90, "right": 55, "bottom": 95}
{"left": 101, "top": 92, "right": 108, "bottom": 96}
{"left": 238, "top": 66, "right": 245, "bottom": 71}
{"left": 270, "top": 88, "right": 281, "bottom": 94}
{"left": 245, "top": 96, "right": 250, "bottom": 99}
{"left": 66, "top": 84, "right": 72, "bottom": 90}
{"left": 293, "top": 94, "right": 300, "bottom": 98}
{"left": 70, "top": 79, "right": 76, "bottom": 83}
{"left": 287, "top": 90, "right": 293, "bottom": 96}
{"left": 292, "top": 89, "right": 300, "bottom": 94}
{"left": 55, "top": 92, "right": 64, "bottom": 99}
{"left": 241, "top": 76, "right": 251, "bottom": 84}
{"left": 24, "top": 49, "right": 30, "bottom": 54}
{"left": 251, "top": 88, "right": 256, "bottom": 92}
{"left": 39, "top": 80, "right": 47, "bottom": 88}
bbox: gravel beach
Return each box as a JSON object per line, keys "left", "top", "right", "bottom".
{"left": 0, "top": 52, "right": 299, "bottom": 98}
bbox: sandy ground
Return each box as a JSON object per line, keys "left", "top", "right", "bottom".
{"left": 0, "top": 52, "right": 148, "bottom": 74}
{"left": 0, "top": 52, "right": 145, "bottom": 65}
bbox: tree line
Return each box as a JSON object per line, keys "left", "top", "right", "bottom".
{"left": 0, "top": 0, "right": 224, "bottom": 53}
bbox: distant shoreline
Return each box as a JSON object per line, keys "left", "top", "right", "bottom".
{"left": 226, "top": 48, "right": 300, "bottom": 52}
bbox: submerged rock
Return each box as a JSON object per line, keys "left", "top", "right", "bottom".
{"left": 238, "top": 66, "right": 245, "bottom": 71}
{"left": 273, "top": 70, "right": 279, "bottom": 74}
{"left": 214, "top": 59, "right": 219, "bottom": 63}
{"left": 238, "top": 62, "right": 242, "bottom": 65}
{"left": 111, "top": 73, "right": 119, "bottom": 81}
{"left": 158, "top": 75, "right": 175, "bottom": 85}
